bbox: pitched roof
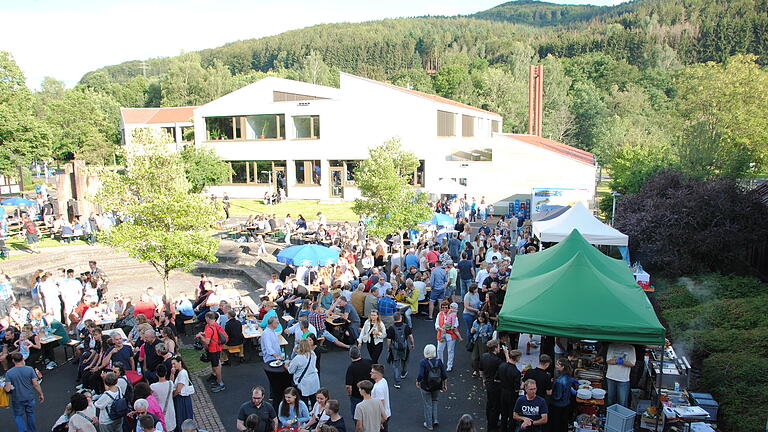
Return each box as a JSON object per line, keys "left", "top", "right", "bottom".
{"left": 342, "top": 72, "right": 499, "bottom": 116}
{"left": 503, "top": 134, "right": 596, "bottom": 166}
{"left": 120, "top": 107, "right": 197, "bottom": 125}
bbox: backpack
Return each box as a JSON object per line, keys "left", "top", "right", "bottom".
{"left": 426, "top": 359, "right": 443, "bottom": 392}
{"left": 119, "top": 376, "right": 134, "bottom": 405}
{"left": 209, "top": 323, "right": 228, "bottom": 347}
{"left": 105, "top": 388, "right": 130, "bottom": 420}
{"left": 391, "top": 323, "right": 407, "bottom": 353}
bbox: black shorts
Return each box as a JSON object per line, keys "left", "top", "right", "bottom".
{"left": 207, "top": 350, "right": 221, "bottom": 367}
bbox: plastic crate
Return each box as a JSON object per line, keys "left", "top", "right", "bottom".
{"left": 606, "top": 404, "right": 636, "bottom": 432}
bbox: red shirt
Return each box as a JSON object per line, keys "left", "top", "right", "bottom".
{"left": 426, "top": 250, "right": 439, "bottom": 264}
{"left": 133, "top": 301, "right": 156, "bottom": 319}
{"left": 74, "top": 302, "right": 89, "bottom": 319}
{"left": 204, "top": 322, "right": 224, "bottom": 353}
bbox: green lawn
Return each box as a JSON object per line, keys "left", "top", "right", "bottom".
{"left": 178, "top": 348, "right": 210, "bottom": 373}
{"left": 229, "top": 199, "right": 358, "bottom": 221}
{"left": 1, "top": 236, "right": 90, "bottom": 260}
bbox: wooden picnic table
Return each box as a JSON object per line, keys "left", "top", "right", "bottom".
{"left": 242, "top": 324, "right": 288, "bottom": 345}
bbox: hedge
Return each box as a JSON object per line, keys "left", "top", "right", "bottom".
{"left": 662, "top": 295, "right": 768, "bottom": 335}
{"left": 701, "top": 352, "right": 768, "bottom": 432}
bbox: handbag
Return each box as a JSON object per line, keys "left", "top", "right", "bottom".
{"left": 466, "top": 337, "right": 475, "bottom": 352}
{"left": 199, "top": 351, "right": 209, "bottom": 362}
{"left": 294, "top": 353, "right": 312, "bottom": 385}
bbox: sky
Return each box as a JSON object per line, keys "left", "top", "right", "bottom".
{"left": 0, "top": 0, "right": 629, "bottom": 89}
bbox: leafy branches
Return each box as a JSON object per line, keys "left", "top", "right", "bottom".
{"left": 94, "top": 128, "right": 220, "bottom": 297}
{"left": 352, "top": 138, "right": 432, "bottom": 242}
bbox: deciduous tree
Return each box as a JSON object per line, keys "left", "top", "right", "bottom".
{"left": 179, "top": 144, "right": 231, "bottom": 193}
{"left": 352, "top": 138, "right": 432, "bottom": 248}
{"left": 95, "top": 128, "right": 220, "bottom": 298}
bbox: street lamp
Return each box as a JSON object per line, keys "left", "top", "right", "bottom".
{"left": 611, "top": 191, "right": 622, "bottom": 226}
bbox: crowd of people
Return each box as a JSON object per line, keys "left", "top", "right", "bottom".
{"left": 0, "top": 195, "right": 634, "bottom": 432}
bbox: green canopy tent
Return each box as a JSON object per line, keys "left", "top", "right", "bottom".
{"left": 498, "top": 229, "right": 665, "bottom": 346}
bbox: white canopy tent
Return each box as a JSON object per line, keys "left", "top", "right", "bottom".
{"left": 431, "top": 177, "right": 468, "bottom": 195}
{"left": 532, "top": 202, "right": 628, "bottom": 246}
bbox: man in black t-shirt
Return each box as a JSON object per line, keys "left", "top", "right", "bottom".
{"left": 1, "top": 326, "right": 19, "bottom": 371}
{"left": 523, "top": 354, "right": 552, "bottom": 400}
{"left": 479, "top": 340, "right": 504, "bottom": 431}
{"left": 345, "top": 346, "right": 373, "bottom": 417}
{"left": 495, "top": 347, "right": 522, "bottom": 432}
{"left": 279, "top": 265, "right": 293, "bottom": 283}
{"left": 237, "top": 386, "right": 277, "bottom": 431}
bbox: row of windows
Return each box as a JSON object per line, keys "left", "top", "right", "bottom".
{"left": 437, "top": 111, "right": 500, "bottom": 137}
{"left": 225, "top": 159, "right": 425, "bottom": 187}
{"left": 205, "top": 115, "right": 319, "bottom": 141}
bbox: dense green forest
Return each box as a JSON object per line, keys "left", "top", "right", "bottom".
{"left": 2, "top": 0, "right": 767, "bottom": 194}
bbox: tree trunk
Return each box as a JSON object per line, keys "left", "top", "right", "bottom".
{"left": 163, "top": 267, "right": 170, "bottom": 303}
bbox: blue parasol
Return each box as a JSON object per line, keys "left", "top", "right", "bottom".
{"left": 421, "top": 212, "right": 457, "bottom": 226}
{"left": 276, "top": 244, "right": 340, "bottom": 267}
{"left": 0, "top": 197, "right": 38, "bottom": 207}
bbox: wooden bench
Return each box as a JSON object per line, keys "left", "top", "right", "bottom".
{"left": 63, "top": 340, "right": 80, "bottom": 361}
{"left": 222, "top": 344, "right": 245, "bottom": 362}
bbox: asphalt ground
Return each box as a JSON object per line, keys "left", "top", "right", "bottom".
{"left": 0, "top": 310, "right": 490, "bottom": 432}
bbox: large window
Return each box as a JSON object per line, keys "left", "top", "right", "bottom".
{"left": 205, "top": 116, "right": 245, "bottom": 141}
{"left": 491, "top": 120, "right": 500, "bottom": 133}
{"left": 181, "top": 126, "right": 194, "bottom": 142}
{"left": 161, "top": 127, "right": 177, "bottom": 141}
{"left": 462, "top": 115, "right": 475, "bottom": 137}
{"left": 293, "top": 115, "right": 320, "bottom": 139}
{"left": 206, "top": 115, "right": 284, "bottom": 141}
{"left": 437, "top": 111, "right": 455, "bottom": 137}
{"left": 329, "top": 160, "right": 360, "bottom": 184}
{"left": 273, "top": 91, "right": 328, "bottom": 102}
{"left": 295, "top": 160, "right": 321, "bottom": 185}
{"left": 226, "top": 160, "right": 286, "bottom": 184}
{"left": 247, "top": 114, "right": 285, "bottom": 140}
{"left": 407, "top": 160, "right": 426, "bottom": 187}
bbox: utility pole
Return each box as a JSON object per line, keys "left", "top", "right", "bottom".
{"left": 139, "top": 61, "right": 148, "bottom": 78}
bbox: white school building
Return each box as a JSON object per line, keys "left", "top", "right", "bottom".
{"left": 120, "top": 72, "right": 596, "bottom": 206}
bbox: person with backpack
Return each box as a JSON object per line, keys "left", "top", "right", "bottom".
{"left": 416, "top": 344, "right": 447, "bottom": 431}
{"left": 385, "top": 312, "right": 414, "bottom": 389}
{"left": 195, "top": 312, "right": 226, "bottom": 393}
{"left": 94, "top": 371, "right": 126, "bottom": 432}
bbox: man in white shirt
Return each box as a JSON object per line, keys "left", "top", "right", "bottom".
{"left": 370, "top": 364, "right": 391, "bottom": 431}
{"left": 60, "top": 269, "right": 84, "bottom": 319}
{"left": 485, "top": 245, "right": 503, "bottom": 263}
{"left": 265, "top": 274, "right": 283, "bottom": 301}
{"left": 604, "top": 343, "right": 635, "bottom": 408}
{"left": 284, "top": 316, "right": 317, "bottom": 340}
{"left": 373, "top": 278, "right": 392, "bottom": 298}
{"left": 475, "top": 262, "right": 490, "bottom": 288}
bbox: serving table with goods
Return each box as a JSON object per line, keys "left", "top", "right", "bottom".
{"left": 640, "top": 344, "right": 718, "bottom": 431}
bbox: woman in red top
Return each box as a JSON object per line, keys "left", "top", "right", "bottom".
{"left": 133, "top": 294, "right": 157, "bottom": 320}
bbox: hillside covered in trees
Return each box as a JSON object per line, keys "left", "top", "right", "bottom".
{"left": 2, "top": 0, "right": 768, "bottom": 195}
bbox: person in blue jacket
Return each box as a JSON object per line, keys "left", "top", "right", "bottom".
{"left": 548, "top": 358, "right": 579, "bottom": 432}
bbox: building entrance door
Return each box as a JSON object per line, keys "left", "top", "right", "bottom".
{"left": 330, "top": 168, "right": 343, "bottom": 198}
{"left": 274, "top": 167, "right": 287, "bottom": 198}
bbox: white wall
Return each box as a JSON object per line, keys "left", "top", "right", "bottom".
{"left": 191, "top": 74, "right": 593, "bottom": 202}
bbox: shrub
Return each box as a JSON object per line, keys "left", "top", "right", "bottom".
{"left": 691, "top": 274, "right": 767, "bottom": 300}
{"left": 677, "top": 328, "right": 768, "bottom": 358}
{"left": 656, "top": 280, "right": 701, "bottom": 310}
{"left": 614, "top": 170, "right": 768, "bottom": 276}
{"left": 701, "top": 352, "right": 768, "bottom": 432}
{"left": 662, "top": 295, "right": 768, "bottom": 334}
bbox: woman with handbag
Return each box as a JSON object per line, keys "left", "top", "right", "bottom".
{"left": 150, "top": 364, "right": 177, "bottom": 432}
{"left": 469, "top": 312, "right": 493, "bottom": 377}
{"left": 171, "top": 355, "right": 195, "bottom": 432}
{"left": 286, "top": 339, "right": 320, "bottom": 407}
{"left": 357, "top": 310, "right": 386, "bottom": 363}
